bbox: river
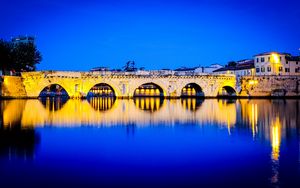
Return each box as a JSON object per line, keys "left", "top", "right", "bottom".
{"left": 0, "top": 98, "right": 299, "bottom": 187}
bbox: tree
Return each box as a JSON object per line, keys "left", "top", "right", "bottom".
{"left": 0, "top": 38, "right": 42, "bottom": 74}
{"left": 0, "top": 39, "right": 13, "bottom": 73}
{"left": 123, "top": 60, "right": 137, "bottom": 72}
{"left": 11, "top": 42, "right": 42, "bottom": 72}
{"left": 227, "top": 61, "right": 237, "bottom": 67}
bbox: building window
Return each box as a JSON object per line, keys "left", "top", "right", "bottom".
{"left": 268, "top": 57, "right": 270, "bottom": 61}
{"left": 280, "top": 56, "right": 282, "bottom": 61}
{"left": 267, "top": 67, "right": 271, "bottom": 72}
{"left": 286, "top": 61, "right": 288, "bottom": 64}
{"left": 261, "top": 57, "right": 265, "bottom": 62}
{"left": 295, "top": 68, "right": 300, "bottom": 73}
{"left": 256, "top": 67, "right": 260, "bottom": 73}
{"left": 296, "top": 61, "right": 299, "bottom": 65}
{"left": 256, "top": 58, "right": 259, "bottom": 63}
{"left": 279, "top": 67, "right": 283, "bottom": 72}
{"left": 285, "top": 68, "right": 290, "bottom": 72}
{"left": 261, "top": 66, "right": 265, "bottom": 72}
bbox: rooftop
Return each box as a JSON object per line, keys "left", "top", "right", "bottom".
{"left": 253, "top": 52, "right": 291, "bottom": 57}
{"left": 286, "top": 56, "right": 300, "bottom": 61}
{"left": 213, "top": 60, "right": 254, "bottom": 72}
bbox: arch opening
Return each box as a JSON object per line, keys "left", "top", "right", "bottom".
{"left": 134, "top": 83, "right": 164, "bottom": 97}
{"left": 217, "top": 86, "right": 237, "bottom": 98}
{"left": 87, "top": 83, "right": 116, "bottom": 98}
{"left": 181, "top": 83, "right": 204, "bottom": 98}
{"left": 39, "top": 84, "right": 69, "bottom": 98}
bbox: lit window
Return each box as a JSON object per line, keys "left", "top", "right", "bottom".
{"left": 279, "top": 67, "right": 283, "bottom": 72}
{"left": 261, "top": 66, "right": 265, "bottom": 72}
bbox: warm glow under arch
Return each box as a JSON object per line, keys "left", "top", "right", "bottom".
{"left": 39, "top": 84, "right": 69, "bottom": 97}
{"left": 133, "top": 82, "right": 165, "bottom": 97}
{"left": 217, "top": 86, "right": 237, "bottom": 97}
{"left": 181, "top": 83, "right": 204, "bottom": 97}
{"left": 87, "top": 83, "right": 116, "bottom": 97}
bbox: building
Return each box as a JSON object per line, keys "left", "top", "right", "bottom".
{"left": 174, "top": 67, "right": 198, "bottom": 76}
{"left": 254, "top": 52, "right": 300, "bottom": 76}
{"left": 213, "top": 59, "right": 255, "bottom": 77}
{"left": 285, "top": 55, "right": 300, "bottom": 75}
{"left": 11, "top": 36, "right": 35, "bottom": 45}
{"left": 90, "top": 67, "right": 109, "bottom": 72}
{"left": 195, "top": 64, "right": 223, "bottom": 73}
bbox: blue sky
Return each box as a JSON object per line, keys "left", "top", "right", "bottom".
{"left": 1, "top": 0, "right": 300, "bottom": 71}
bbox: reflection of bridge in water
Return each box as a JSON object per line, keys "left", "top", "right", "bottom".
{"left": 1, "top": 99, "right": 299, "bottom": 144}
{"left": 1, "top": 99, "right": 300, "bottom": 167}
{"left": 1, "top": 98, "right": 237, "bottom": 127}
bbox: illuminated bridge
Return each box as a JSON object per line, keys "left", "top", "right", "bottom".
{"left": 1, "top": 71, "right": 237, "bottom": 98}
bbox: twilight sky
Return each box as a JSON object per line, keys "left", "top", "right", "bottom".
{"left": 1, "top": 0, "right": 300, "bottom": 71}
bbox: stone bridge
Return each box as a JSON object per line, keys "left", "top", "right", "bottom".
{"left": 1, "top": 71, "right": 237, "bottom": 98}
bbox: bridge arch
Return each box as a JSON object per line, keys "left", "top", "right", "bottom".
{"left": 87, "top": 83, "right": 116, "bottom": 97}
{"left": 38, "top": 84, "right": 69, "bottom": 97}
{"left": 181, "top": 83, "right": 204, "bottom": 98}
{"left": 133, "top": 82, "right": 165, "bottom": 97}
{"left": 217, "top": 85, "right": 237, "bottom": 97}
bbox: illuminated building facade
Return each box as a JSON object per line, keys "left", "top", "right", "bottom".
{"left": 254, "top": 52, "right": 300, "bottom": 76}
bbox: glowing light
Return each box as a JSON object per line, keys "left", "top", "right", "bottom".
{"left": 271, "top": 53, "right": 280, "bottom": 64}
{"left": 248, "top": 80, "right": 258, "bottom": 85}
{"left": 271, "top": 117, "right": 281, "bottom": 161}
{"left": 3, "top": 99, "right": 237, "bottom": 128}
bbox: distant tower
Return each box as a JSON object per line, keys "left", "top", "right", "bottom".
{"left": 11, "top": 36, "right": 35, "bottom": 45}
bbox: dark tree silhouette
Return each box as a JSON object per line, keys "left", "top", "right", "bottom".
{"left": 0, "top": 39, "right": 13, "bottom": 73}
{"left": 0, "top": 38, "right": 42, "bottom": 74}
{"left": 227, "top": 61, "right": 237, "bottom": 67}
{"left": 11, "top": 42, "right": 42, "bottom": 72}
{"left": 123, "top": 60, "right": 137, "bottom": 72}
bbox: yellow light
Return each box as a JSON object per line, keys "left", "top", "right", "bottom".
{"left": 271, "top": 53, "right": 280, "bottom": 64}
{"left": 249, "top": 80, "right": 258, "bottom": 85}
{"left": 271, "top": 117, "right": 281, "bottom": 161}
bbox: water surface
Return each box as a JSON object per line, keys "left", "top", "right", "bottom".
{"left": 0, "top": 98, "right": 299, "bottom": 188}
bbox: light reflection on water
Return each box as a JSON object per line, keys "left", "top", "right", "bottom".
{"left": 0, "top": 98, "right": 300, "bottom": 187}
{"left": 1, "top": 98, "right": 240, "bottom": 127}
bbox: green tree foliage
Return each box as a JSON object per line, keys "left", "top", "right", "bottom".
{"left": 0, "top": 39, "right": 42, "bottom": 73}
